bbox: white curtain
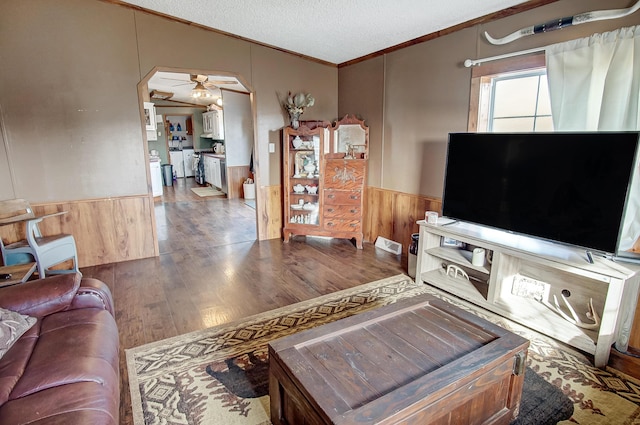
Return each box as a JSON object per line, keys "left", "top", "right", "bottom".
{"left": 546, "top": 26, "right": 640, "bottom": 253}
{"left": 546, "top": 25, "right": 640, "bottom": 131}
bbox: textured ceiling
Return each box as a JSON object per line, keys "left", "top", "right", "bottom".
{"left": 121, "top": 0, "right": 529, "bottom": 64}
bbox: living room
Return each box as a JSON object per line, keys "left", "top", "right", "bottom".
{"left": 3, "top": 0, "right": 637, "bottom": 266}
{"left": 1, "top": 0, "right": 640, "bottom": 423}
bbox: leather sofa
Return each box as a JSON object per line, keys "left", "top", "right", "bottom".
{"left": 0, "top": 273, "right": 119, "bottom": 424}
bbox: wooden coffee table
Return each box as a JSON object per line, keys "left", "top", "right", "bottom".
{"left": 269, "top": 294, "right": 529, "bottom": 425}
{"left": 0, "top": 262, "right": 37, "bottom": 288}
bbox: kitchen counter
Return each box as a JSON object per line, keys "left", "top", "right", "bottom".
{"left": 202, "top": 153, "right": 225, "bottom": 159}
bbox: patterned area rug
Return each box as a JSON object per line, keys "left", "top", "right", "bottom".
{"left": 126, "top": 275, "right": 640, "bottom": 425}
{"left": 190, "top": 187, "right": 225, "bottom": 197}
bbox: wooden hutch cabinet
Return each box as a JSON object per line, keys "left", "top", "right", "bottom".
{"left": 283, "top": 115, "right": 369, "bottom": 248}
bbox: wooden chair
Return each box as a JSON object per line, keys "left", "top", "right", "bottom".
{"left": 0, "top": 198, "right": 79, "bottom": 278}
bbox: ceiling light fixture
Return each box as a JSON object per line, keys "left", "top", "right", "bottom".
{"left": 191, "top": 82, "right": 213, "bottom": 99}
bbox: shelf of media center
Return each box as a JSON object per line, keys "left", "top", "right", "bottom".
{"left": 414, "top": 219, "right": 640, "bottom": 368}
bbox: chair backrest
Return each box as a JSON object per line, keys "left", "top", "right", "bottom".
{"left": 0, "top": 199, "right": 35, "bottom": 225}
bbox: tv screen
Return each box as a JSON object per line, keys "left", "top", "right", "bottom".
{"left": 442, "top": 132, "right": 640, "bottom": 254}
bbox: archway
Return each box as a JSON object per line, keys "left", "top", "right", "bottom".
{"left": 137, "top": 66, "right": 259, "bottom": 254}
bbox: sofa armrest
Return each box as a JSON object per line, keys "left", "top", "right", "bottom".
{"left": 69, "top": 277, "right": 115, "bottom": 316}
{"left": 0, "top": 273, "right": 81, "bottom": 317}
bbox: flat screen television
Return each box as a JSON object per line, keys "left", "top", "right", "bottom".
{"left": 442, "top": 132, "right": 640, "bottom": 257}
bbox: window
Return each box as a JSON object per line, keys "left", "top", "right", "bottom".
{"left": 488, "top": 70, "right": 553, "bottom": 132}
{"left": 469, "top": 54, "right": 552, "bottom": 133}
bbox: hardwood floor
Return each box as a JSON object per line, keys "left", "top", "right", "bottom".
{"left": 80, "top": 177, "right": 406, "bottom": 425}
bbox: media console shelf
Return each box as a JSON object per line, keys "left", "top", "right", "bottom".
{"left": 415, "top": 220, "right": 640, "bottom": 367}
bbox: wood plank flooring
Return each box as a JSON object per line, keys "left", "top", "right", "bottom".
{"left": 80, "top": 178, "right": 406, "bottom": 425}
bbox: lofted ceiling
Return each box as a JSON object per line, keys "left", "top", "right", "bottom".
{"left": 121, "top": 0, "right": 532, "bottom": 65}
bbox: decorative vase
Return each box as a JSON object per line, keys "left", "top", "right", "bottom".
{"left": 290, "top": 112, "right": 301, "bottom": 129}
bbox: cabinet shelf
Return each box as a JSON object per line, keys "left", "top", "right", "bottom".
{"left": 426, "top": 246, "right": 491, "bottom": 275}
{"left": 420, "top": 269, "right": 489, "bottom": 301}
{"left": 492, "top": 296, "right": 598, "bottom": 351}
{"left": 415, "top": 220, "right": 640, "bottom": 368}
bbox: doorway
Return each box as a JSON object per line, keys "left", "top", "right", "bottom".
{"left": 138, "top": 67, "right": 258, "bottom": 253}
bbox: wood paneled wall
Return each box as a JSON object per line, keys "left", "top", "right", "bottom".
{"left": 259, "top": 184, "right": 442, "bottom": 251}
{"left": 364, "top": 187, "right": 442, "bottom": 252}
{"left": 227, "top": 165, "right": 251, "bottom": 199}
{"left": 0, "top": 195, "right": 157, "bottom": 268}
{"left": 259, "top": 185, "right": 283, "bottom": 240}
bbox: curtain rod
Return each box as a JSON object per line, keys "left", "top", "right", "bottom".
{"left": 464, "top": 46, "right": 547, "bottom": 68}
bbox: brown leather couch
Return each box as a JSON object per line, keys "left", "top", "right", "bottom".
{"left": 0, "top": 273, "right": 119, "bottom": 424}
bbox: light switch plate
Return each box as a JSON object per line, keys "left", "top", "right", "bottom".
{"left": 269, "top": 143, "right": 275, "bottom": 153}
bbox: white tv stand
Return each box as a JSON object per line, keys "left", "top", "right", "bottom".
{"left": 415, "top": 220, "right": 640, "bottom": 367}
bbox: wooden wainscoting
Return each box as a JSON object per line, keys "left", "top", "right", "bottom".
{"left": 259, "top": 184, "right": 442, "bottom": 252}
{"left": 227, "top": 165, "right": 250, "bottom": 200}
{"left": 364, "top": 187, "right": 442, "bottom": 252}
{"left": 259, "top": 184, "right": 283, "bottom": 241}
{"left": 0, "top": 195, "right": 157, "bottom": 268}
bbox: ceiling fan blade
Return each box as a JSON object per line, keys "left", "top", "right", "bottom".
{"left": 208, "top": 80, "right": 239, "bottom": 85}
{"left": 160, "top": 77, "right": 191, "bottom": 83}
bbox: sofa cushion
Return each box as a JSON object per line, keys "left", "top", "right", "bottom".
{"left": 0, "top": 322, "right": 40, "bottom": 406}
{"left": 9, "top": 308, "right": 119, "bottom": 400}
{"left": 0, "top": 381, "right": 118, "bottom": 425}
{"left": 0, "top": 308, "right": 36, "bottom": 360}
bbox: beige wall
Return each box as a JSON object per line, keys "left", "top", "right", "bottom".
{"left": 250, "top": 45, "right": 338, "bottom": 185}
{"left": 339, "top": 0, "right": 640, "bottom": 199}
{"left": 338, "top": 57, "right": 385, "bottom": 187}
{"left": 222, "top": 91, "right": 252, "bottom": 168}
{"left": 1, "top": 0, "right": 143, "bottom": 201}
{"left": 0, "top": 0, "right": 337, "bottom": 203}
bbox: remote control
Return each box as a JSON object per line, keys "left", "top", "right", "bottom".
{"left": 586, "top": 251, "right": 594, "bottom": 264}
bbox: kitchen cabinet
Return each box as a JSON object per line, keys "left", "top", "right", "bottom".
{"left": 183, "top": 149, "right": 195, "bottom": 177}
{"left": 202, "top": 111, "right": 213, "bottom": 133}
{"left": 214, "top": 158, "right": 222, "bottom": 188}
{"left": 202, "top": 110, "right": 224, "bottom": 140}
{"left": 144, "top": 102, "right": 157, "bottom": 141}
{"left": 203, "top": 154, "right": 223, "bottom": 189}
{"left": 204, "top": 155, "right": 212, "bottom": 184}
{"left": 143, "top": 102, "right": 156, "bottom": 131}
{"left": 169, "top": 150, "right": 185, "bottom": 178}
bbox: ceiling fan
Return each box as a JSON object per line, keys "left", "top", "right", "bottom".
{"left": 160, "top": 74, "right": 238, "bottom": 100}
{"left": 161, "top": 74, "right": 238, "bottom": 88}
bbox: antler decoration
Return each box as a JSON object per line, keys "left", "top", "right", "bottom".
{"left": 485, "top": 0, "right": 640, "bottom": 45}
{"left": 541, "top": 293, "right": 600, "bottom": 330}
